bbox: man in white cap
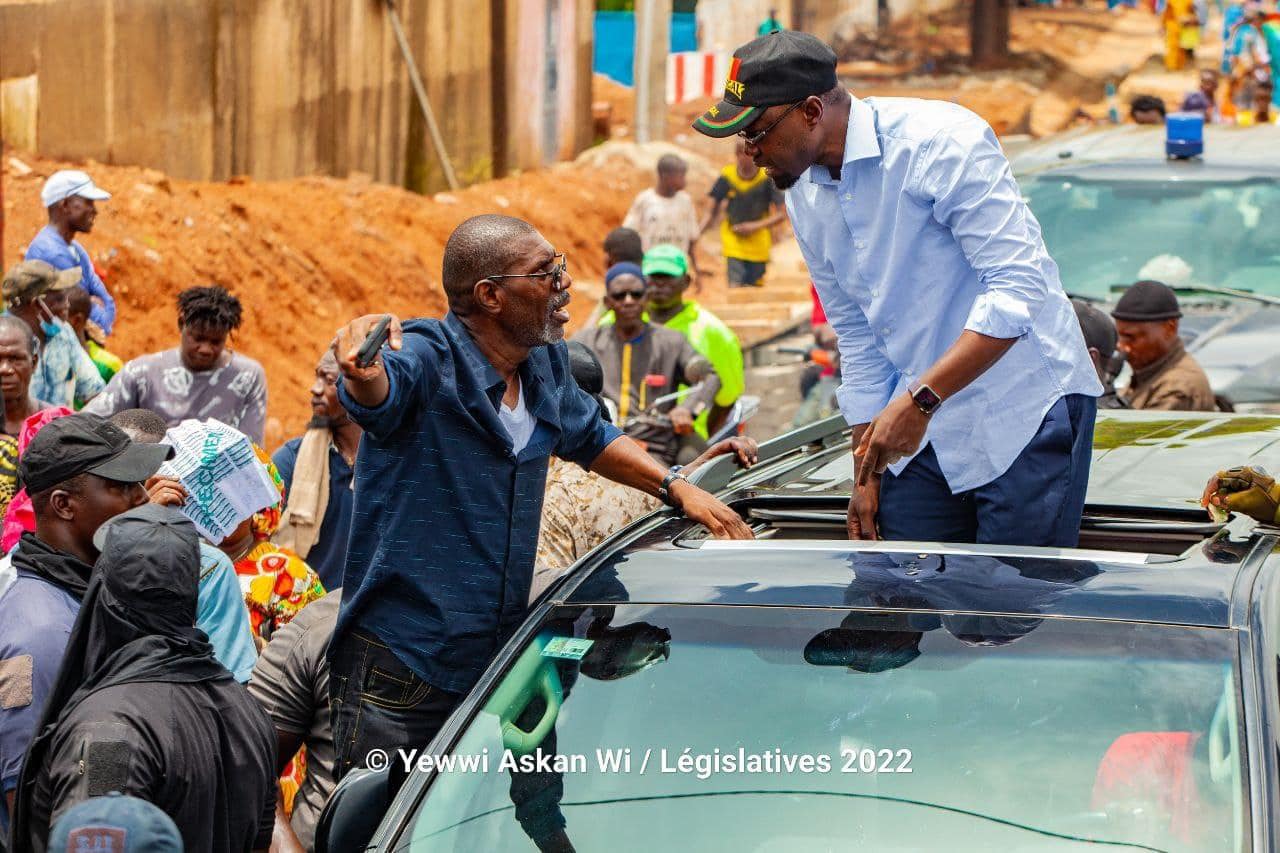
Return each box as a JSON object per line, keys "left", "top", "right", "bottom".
{"left": 24, "top": 171, "right": 116, "bottom": 337}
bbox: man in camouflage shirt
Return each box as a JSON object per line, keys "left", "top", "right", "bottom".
{"left": 532, "top": 343, "right": 757, "bottom": 599}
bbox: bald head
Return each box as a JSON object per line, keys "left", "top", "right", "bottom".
{"left": 0, "top": 315, "right": 38, "bottom": 356}
{"left": 442, "top": 215, "right": 540, "bottom": 315}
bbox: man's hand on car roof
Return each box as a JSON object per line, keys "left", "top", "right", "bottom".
{"left": 686, "top": 436, "right": 759, "bottom": 473}
{"left": 670, "top": 479, "right": 755, "bottom": 540}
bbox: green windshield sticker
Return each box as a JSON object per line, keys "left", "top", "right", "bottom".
{"left": 541, "top": 637, "right": 593, "bottom": 661}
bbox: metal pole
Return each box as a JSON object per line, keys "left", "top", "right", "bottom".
{"left": 384, "top": 0, "right": 460, "bottom": 191}
{"left": 635, "top": 0, "right": 653, "bottom": 143}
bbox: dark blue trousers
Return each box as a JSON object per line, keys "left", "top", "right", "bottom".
{"left": 877, "top": 394, "right": 1097, "bottom": 547}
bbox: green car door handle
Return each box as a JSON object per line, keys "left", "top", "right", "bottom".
{"left": 483, "top": 632, "right": 565, "bottom": 756}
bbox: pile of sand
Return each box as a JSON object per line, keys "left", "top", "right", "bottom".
{"left": 2, "top": 152, "right": 658, "bottom": 447}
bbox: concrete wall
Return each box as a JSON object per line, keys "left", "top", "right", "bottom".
{"left": 696, "top": 0, "right": 795, "bottom": 53}
{"left": 497, "top": 0, "right": 595, "bottom": 172}
{"left": 0, "top": 0, "right": 592, "bottom": 190}
{"left": 697, "top": 0, "right": 957, "bottom": 52}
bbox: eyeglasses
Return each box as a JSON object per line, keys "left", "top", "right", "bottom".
{"left": 739, "top": 100, "right": 806, "bottom": 148}
{"left": 485, "top": 253, "right": 569, "bottom": 292}
{"left": 609, "top": 289, "right": 647, "bottom": 302}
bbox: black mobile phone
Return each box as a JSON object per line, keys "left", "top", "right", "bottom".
{"left": 355, "top": 315, "right": 393, "bottom": 368}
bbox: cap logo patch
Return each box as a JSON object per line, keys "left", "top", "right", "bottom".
{"left": 725, "top": 57, "right": 745, "bottom": 99}
{"left": 67, "top": 826, "right": 127, "bottom": 851}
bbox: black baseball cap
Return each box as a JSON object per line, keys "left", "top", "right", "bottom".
{"left": 20, "top": 413, "right": 174, "bottom": 495}
{"left": 1072, "top": 299, "right": 1118, "bottom": 356}
{"left": 1111, "top": 279, "right": 1183, "bottom": 322}
{"left": 692, "top": 31, "right": 838, "bottom": 138}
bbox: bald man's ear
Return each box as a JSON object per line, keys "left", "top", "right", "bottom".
{"left": 472, "top": 278, "right": 503, "bottom": 317}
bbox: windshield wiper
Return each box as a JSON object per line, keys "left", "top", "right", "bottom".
{"left": 410, "top": 788, "right": 1171, "bottom": 852}
{"left": 1108, "top": 282, "right": 1280, "bottom": 308}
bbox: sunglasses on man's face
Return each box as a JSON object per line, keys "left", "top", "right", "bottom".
{"left": 609, "top": 289, "right": 648, "bottom": 302}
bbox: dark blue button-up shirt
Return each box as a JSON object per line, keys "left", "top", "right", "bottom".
{"left": 272, "top": 438, "right": 354, "bottom": 590}
{"left": 336, "top": 313, "right": 623, "bottom": 694}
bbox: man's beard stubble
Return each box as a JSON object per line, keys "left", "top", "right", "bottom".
{"left": 770, "top": 171, "right": 800, "bottom": 191}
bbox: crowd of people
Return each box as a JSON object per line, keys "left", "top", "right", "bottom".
{"left": 1123, "top": 0, "right": 1280, "bottom": 126}
{"left": 0, "top": 149, "right": 762, "bottom": 850}
{"left": 0, "top": 18, "right": 1263, "bottom": 853}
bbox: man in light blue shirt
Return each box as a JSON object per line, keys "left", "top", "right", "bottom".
{"left": 24, "top": 170, "right": 116, "bottom": 336}
{"left": 694, "top": 32, "right": 1101, "bottom": 547}
{"left": 1, "top": 261, "right": 105, "bottom": 409}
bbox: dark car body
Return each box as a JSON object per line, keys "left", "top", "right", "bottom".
{"left": 320, "top": 410, "right": 1280, "bottom": 852}
{"left": 1011, "top": 124, "right": 1280, "bottom": 410}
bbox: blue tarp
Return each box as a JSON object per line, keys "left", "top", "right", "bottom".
{"left": 593, "top": 11, "right": 699, "bottom": 87}
{"left": 672, "top": 13, "right": 697, "bottom": 53}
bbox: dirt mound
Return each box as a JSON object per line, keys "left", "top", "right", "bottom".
{"left": 2, "top": 153, "right": 653, "bottom": 448}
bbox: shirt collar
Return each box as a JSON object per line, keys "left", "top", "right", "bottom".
{"left": 444, "top": 311, "right": 505, "bottom": 396}
{"left": 442, "top": 311, "right": 555, "bottom": 422}
{"left": 806, "top": 95, "right": 881, "bottom": 185}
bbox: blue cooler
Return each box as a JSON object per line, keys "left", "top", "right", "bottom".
{"left": 1166, "top": 112, "right": 1204, "bottom": 159}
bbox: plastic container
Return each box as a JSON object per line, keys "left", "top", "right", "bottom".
{"left": 1166, "top": 111, "right": 1205, "bottom": 159}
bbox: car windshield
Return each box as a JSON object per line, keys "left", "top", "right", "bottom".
{"left": 1022, "top": 175, "right": 1280, "bottom": 299}
{"left": 397, "top": 604, "right": 1245, "bottom": 852}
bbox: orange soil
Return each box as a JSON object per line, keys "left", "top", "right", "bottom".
{"left": 1, "top": 155, "right": 651, "bottom": 449}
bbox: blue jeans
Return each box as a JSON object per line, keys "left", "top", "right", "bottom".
{"left": 878, "top": 394, "right": 1097, "bottom": 547}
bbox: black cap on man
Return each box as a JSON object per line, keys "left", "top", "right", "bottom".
{"left": 22, "top": 414, "right": 173, "bottom": 496}
{"left": 693, "top": 31, "right": 837, "bottom": 138}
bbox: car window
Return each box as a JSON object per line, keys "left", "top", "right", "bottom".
{"left": 1022, "top": 177, "right": 1280, "bottom": 298}
{"left": 397, "top": 604, "right": 1245, "bottom": 852}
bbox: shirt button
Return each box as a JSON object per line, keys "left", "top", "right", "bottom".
{"left": 881, "top": 327, "right": 891, "bottom": 336}
{"left": 844, "top": 193, "right": 853, "bottom": 201}
{"left": 870, "top": 289, "right": 880, "bottom": 298}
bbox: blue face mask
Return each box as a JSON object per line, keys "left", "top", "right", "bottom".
{"left": 36, "top": 298, "right": 61, "bottom": 337}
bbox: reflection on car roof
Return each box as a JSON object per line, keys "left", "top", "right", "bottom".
{"left": 565, "top": 542, "right": 1242, "bottom": 628}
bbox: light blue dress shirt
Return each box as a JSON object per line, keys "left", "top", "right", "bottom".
{"left": 787, "top": 96, "right": 1100, "bottom": 493}
{"left": 27, "top": 320, "right": 105, "bottom": 409}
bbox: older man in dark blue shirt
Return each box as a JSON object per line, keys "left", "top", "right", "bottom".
{"left": 327, "top": 216, "right": 750, "bottom": 821}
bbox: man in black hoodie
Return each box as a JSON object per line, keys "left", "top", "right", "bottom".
{"left": 0, "top": 414, "right": 167, "bottom": 838}
{"left": 9, "top": 504, "right": 277, "bottom": 853}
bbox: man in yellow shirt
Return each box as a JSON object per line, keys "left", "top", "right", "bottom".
{"left": 701, "top": 139, "right": 788, "bottom": 287}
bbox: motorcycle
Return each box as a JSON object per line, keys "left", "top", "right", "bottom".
{"left": 618, "top": 377, "right": 760, "bottom": 464}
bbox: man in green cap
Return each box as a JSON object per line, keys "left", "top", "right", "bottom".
{"left": 602, "top": 244, "right": 745, "bottom": 437}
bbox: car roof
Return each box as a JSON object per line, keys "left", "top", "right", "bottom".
{"left": 564, "top": 539, "right": 1245, "bottom": 628}
{"left": 742, "top": 410, "right": 1280, "bottom": 513}
{"left": 1010, "top": 124, "right": 1280, "bottom": 180}
{"left": 557, "top": 411, "right": 1280, "bottom": 628}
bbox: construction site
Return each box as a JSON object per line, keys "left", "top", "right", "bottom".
{"left": 0, "top": 0, "right": 1196, "bottom": 447}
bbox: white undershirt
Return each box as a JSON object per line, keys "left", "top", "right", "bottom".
{"left": 498, "top": 383, "right": 535, "bottom": 456}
